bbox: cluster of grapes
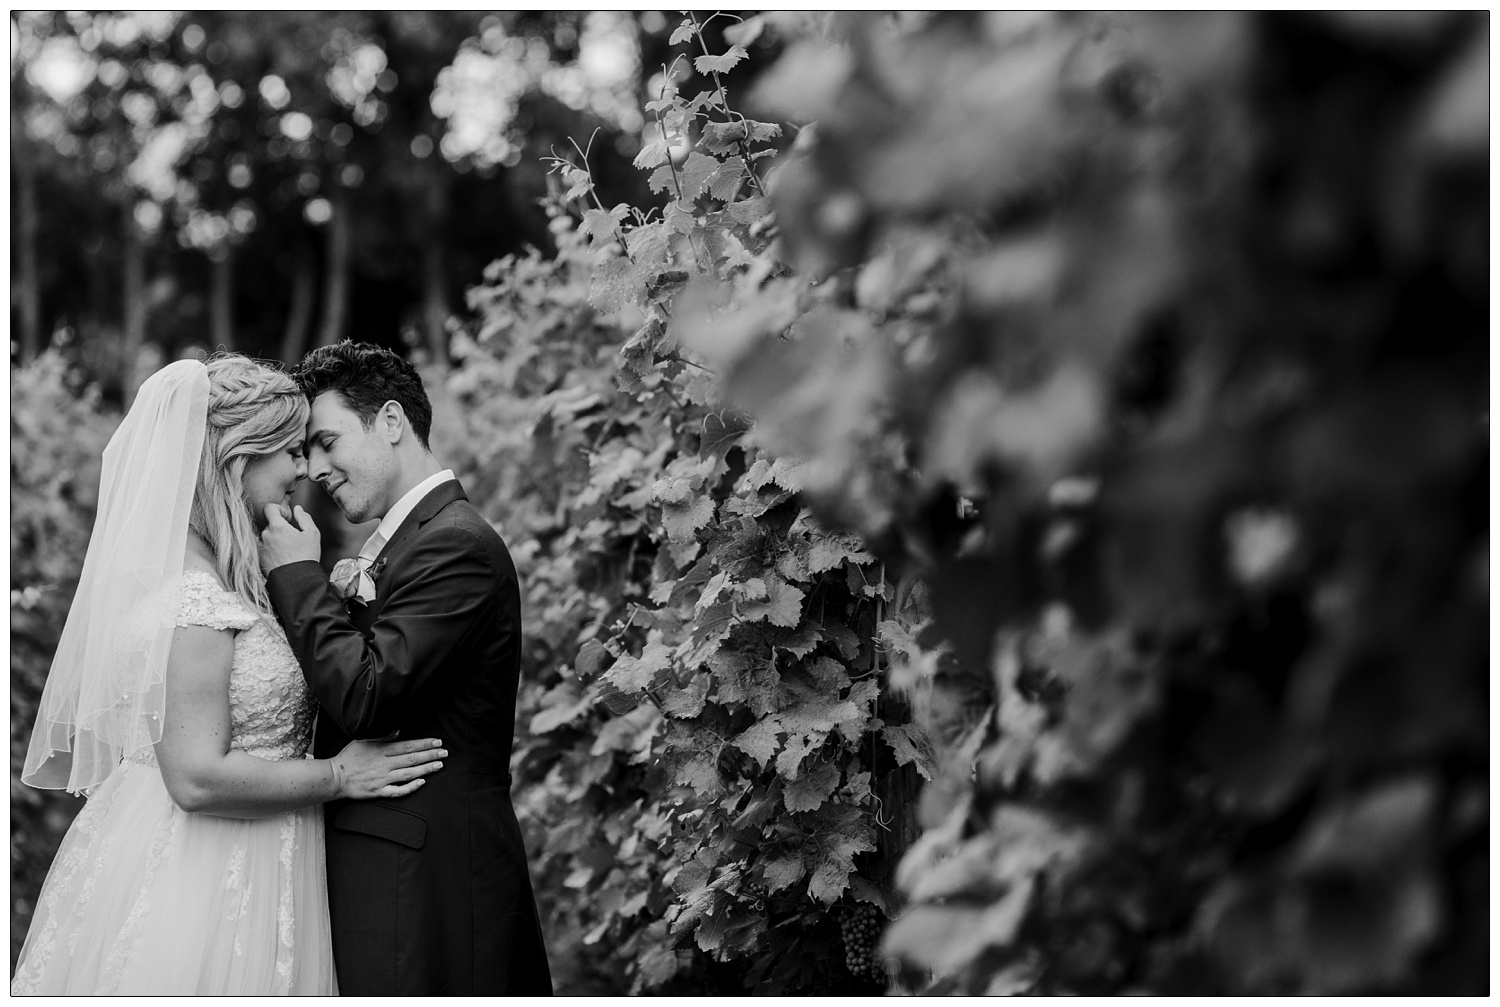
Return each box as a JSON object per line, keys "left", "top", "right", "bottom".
{"left": 839, "top": 903, "right": 887, "bottom": 984}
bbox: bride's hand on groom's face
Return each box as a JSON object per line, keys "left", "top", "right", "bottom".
{"left": 259, "top": 504, "right": 322, "bottom": 573}
{"left": 330, "top": 737, "right": 447, "bottom": 801}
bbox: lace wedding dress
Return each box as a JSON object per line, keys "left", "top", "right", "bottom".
{"left": 12, "top": 571, "right": 337, "bottom": 995}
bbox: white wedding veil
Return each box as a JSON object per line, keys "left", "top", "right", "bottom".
{"left": 23, "top": 359, "right": 209, "bottom": 794}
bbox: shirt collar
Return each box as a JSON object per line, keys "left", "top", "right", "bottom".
{"left": 374, "top": 469, "right": 455, "bottom": 547}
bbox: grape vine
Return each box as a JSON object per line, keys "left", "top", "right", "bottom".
{"left": 441, "top": 9, "right": 1486, "bottom": 995}
{"left": 443, "top": 14, "right": 928, "bottom": 993}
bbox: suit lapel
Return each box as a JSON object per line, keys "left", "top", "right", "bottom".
{"left": 366, "top": 479, "right": 469, "bottom": 614}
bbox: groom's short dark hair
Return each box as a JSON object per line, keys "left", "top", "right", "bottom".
{"left": 294, "top": 341, "right": 434, "bottom": 449}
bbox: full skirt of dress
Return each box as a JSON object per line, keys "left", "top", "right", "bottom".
{"left": 11, "top": 760, "right": 337, "bottom": 995}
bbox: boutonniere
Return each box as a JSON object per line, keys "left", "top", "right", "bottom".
{"left": 329, "top": 558, "right": 372, "bottom": 604}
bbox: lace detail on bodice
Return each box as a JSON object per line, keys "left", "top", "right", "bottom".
{"left": 169, "top": 570, "right": 315, "bottom": 763}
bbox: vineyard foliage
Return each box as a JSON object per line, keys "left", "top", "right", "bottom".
{"left": 10, "top": 354, "right": 117, "bottom": 968}
{"left": 452, "top": 10, "right": 1487, "bottom": 995}
{"left": 440, "top": 17, "right": 927, "bottom": 993}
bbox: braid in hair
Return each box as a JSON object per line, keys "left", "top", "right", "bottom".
{"left": 189, "top": 355, "right": 310, "bottom": 615}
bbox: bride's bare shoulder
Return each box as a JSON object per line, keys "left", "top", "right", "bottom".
{"left": 183, "top": 533, "right": 219, "bottom": 575}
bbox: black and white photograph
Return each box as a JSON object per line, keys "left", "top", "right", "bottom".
{"left": 9, "top": 10, "right": 1489, "bottom": 996}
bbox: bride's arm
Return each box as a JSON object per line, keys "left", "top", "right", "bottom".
{"left": 153, "top": 622, "right": 445, "bottom": 819}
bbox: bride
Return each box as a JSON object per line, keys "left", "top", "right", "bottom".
{"left": 12, "top": 355, "right": 446, "bottom": 995}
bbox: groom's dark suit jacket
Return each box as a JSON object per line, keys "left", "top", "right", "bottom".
{"left": 267, "top": 480, "right": 552, "bottom": 996}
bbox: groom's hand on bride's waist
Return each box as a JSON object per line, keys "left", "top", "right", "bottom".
{"left": 259, "top": 503, "right": 323, "bottom": 573}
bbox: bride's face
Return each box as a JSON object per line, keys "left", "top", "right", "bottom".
{"left": 243, "top": 441, "right": 308, "bottom": 530}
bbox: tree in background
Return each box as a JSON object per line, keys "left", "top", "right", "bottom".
{"left": 9, "top": 11, "right": 658, "bottom": 394}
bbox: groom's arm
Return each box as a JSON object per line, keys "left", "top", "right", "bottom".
{"left": 266, "top": 525, "right": 511, "bottom": 738}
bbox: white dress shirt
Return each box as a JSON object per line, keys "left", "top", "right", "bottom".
{"left": 366, "top": 468, "right": 456, "bottom": 559}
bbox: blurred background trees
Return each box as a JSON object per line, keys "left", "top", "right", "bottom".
{"left": 9, "top": 10, "right": 703, "bottom": 397}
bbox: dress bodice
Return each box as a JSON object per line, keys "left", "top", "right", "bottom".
{"left": 171, "top": 569, "right": 315, "bottom": 762}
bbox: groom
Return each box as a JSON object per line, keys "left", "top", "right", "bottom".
{"left": 259, "top": 341, "right": 552, "bottom": 995}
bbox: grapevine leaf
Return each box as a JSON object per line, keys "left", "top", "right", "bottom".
{"left": 624, "top": 221, "right": 672, "bottom": 272}
{"left": 689, "top": 600, "right": 736, "bottom": 650}
{"left": 621, "top": 317, "right": 667, "bottom": 378}
{"left": 596, "top": 680, "right": 640, "bottom": 716}
{"left": 779, "top": 685, "right": 859, "bottom": 735}
{"left": 808, "top": 852, "right": 856, "bottom": 904}
{"left": 661, "top": 494, "right": 716, "bottom": 542}
{"left": 745, "top": 120, "right": 783, "bottom": 143}
{"left": 740, "top": 576, "right": 805, "bottom": 628}
{"left": 702, "top": 157, "right": 748, "bottom": 201}
{"left": 633, "top": 136, "right": 672, "bottom": 169}
{"left": 812, "top": 617, "right": 862, "bottom": 661}
{"left": 661, "top": 106, "right": 690, "bottom": 136}
{"left": 676, "top": 749, "right": 723, "bottom": 797}
{"left": 678, "top": 151, "right": 720, "bottom": 202}
{"left": 637, "top": 946, "right": 679, "bottom": 989}
{"left": 603, "top": 639, "right": 673, "bottom": 693}
{"left": 806, "top": 656, "right": 851, "bottom": 691}
{"left": 700, "top": 410, "right": 751, "bottom": 464}
{"left": 783, "top": 760, "right": 840, "bottom": 813}
{"left": 647, "top": 164, "right": 677, "bottom": 195}
{"left": 575, "top": 638, "right": 610, "bottom": 679}
{"left": 644, "top": 90, "right": 678, "bottom": 114}
{"left": 847, "top": 562, "right": 890, "bottom": 600}
{"left": 761, "top": 852, "right": 806, "bottom": 892}
{"left": 653, "top": 458, "right": 710, "bottom": 503}
{"left": 840, "top": 770, "right": 872, "bottom": 805}
{"left": 843, "top": 678, "right": 880, "bottom": 725}
{"left": 710, "top": 650, "right": 781, "bottom": 716}
{"left": 807, "top": 532, "right": 874, "bottom": 574}
{"left": 724, "top": 196, "right": 771, "bottom": 227}
{"left": 730, "top": 718, "right": 784, "bottom": 767}
{"left": 661, "top": 673, "right": 711, "bottom": 719}
{"left": 771, "top": 621, "right": 821, "bottom": 659}
{"left": 732, "top": 779, "right": 783, "bottom": 830}
{"left": 695, "top": 910, "right": 729, "bottom": 952}
{"left": 775, "top": 731, "right": 821, "bottom": 780}
{"left": 579, "top": 204, "right": 629, "bottom": 247}
{"left": 695, "top": 571, "right": 730, "bottom": 611}
{"left": 849, "top": 876, "right": 892, "bottom": 913}
{"left": 883, "top": 723, "right": 939, "bottom": 781}
{"left": 701, "top": 120, "right": 749, "bottom": 153}
{"left": 589, "top": 256, "right": 642, "bottom": 313}
{"left": 559, "top": 165, "right": 591, "bottom": 201}
{"left": 669, "top": 19, "right": 696, "bottom": 46}
{"left": 666, "top": 200, "right": 697, "bottom": 235}
{"left": 694, "top": 46, "right": 748, "bottom": 76}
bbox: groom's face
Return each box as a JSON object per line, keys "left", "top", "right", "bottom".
{"left": 305, "top": 391, "right": 397, "bottom": 524}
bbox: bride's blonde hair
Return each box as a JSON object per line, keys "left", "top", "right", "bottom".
{"left": 189, "top": 355, "right": 309, "bottom": 615}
